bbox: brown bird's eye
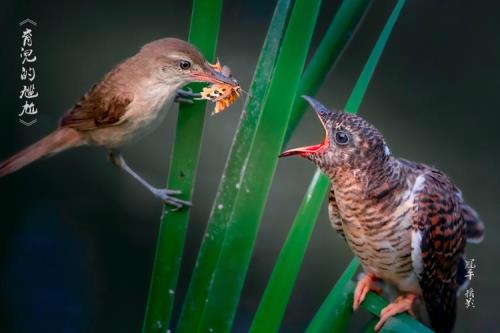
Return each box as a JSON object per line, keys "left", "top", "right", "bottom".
{"left": 334, "top": 131, "right": 349, "bottom": 145}
{"left": 179, "top": 60, "right": 191, "bottom": 70}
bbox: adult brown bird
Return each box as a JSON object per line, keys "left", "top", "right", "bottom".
{"left": 280, "top": 96, "right": 484, "bottom": 332}
{"left": 0, "top": 38, "right": 237, "bottom": 208}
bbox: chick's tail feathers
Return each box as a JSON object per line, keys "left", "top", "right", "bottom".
{"left": 462, "top": 204, "right": 485, "bottom": 244}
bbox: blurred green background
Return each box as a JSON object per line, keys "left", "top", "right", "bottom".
{"left": 0, "top": 0, "right": 498, "bottom": 332}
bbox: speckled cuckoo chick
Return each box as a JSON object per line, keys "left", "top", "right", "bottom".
{"left": 280, "top": 96, "right": 485, "bottom": 333}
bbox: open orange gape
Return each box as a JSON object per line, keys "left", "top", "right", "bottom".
{"left": 197, "top": 60, "right": 241, "bottom": 115}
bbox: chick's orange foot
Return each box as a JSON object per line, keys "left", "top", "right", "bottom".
{"left": 353, "top": 273, "right": 382, "bottom": 311}
{"left": 375, "top": 294, "right": 417, "bottom": 332}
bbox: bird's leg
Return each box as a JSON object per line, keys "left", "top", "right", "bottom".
{"left": 353, "top": 273, "right": 382, "bottom": 310}
{"left": 175, "top": 88, "right": 201, "bottom": 104}
{"left": 374, "top": 293, "right": 417, "bottom": 332}
{"left": 108, "top": 150, "right": 191, "bottom": 210}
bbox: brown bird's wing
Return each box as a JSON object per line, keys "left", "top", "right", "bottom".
{"left": 60, "top": 83, "right": 133, "bottom": 130}
{"left": 328, "top": 187, "right": 345, "bottom": 240}
{"left": 411, "top": 168, "right": 466, "bottom": 333}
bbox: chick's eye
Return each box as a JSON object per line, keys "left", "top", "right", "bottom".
{"left": 334, "top": 131, "right": 349, "bottom": 145}
{"left": 179, "top": 60, "right": 191, "bottom": 70}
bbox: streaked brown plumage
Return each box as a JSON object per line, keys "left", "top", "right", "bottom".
{"left": 0, "top": 38, "right": 237, "bottom": 208}
{"left": 280, "top": 96, "right": 484, "bottom": 333}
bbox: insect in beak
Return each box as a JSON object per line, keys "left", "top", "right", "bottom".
{"left": 194, "top": 60, "right": 242, "bottom": 115}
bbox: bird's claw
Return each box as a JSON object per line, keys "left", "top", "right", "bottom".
{"left": 152, "top": 188, "right": 192, "bottom": 210}
{"left": 353, "top": 273, "right": 382, "bottom": 311}
{"left": 175, "top": 88, "right": 201, "bottom": 104}
{"left": 174, "top": 96, "right": 194, "bottom": 104}
{"left": 374, "top": 294, "right": 417, "bottom": 332}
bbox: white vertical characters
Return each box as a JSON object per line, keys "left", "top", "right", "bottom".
{"left": 464, "top": 288, "right": 475, "bottom": 309}
{"left": 464, "top": 258, "right": 477, "bottom": 309}
{"left": 19, "top": 21, "right": 38, "bottom": 126}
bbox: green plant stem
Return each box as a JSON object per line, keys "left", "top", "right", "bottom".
{"left": 194, "top": 0, "right": 323, "bottom": 331}
{"left": 249, "top": 171, "right": 330, "bottom": 333}
{"left": 306, "top": 258, "right": 359, "bottom": 333}
{"left": 361, "top": 291, "right": 433, "bottom": 333}
{"left": 176, "top": 0, "right": 293, "bottom": 332}
{"left": 249, "top": 2, "right": 373, "bottom": 330}
{"left": 254, "top": 0, "right": 408, "bottom": 332}
{"left": 141, "top": 1, "right": 222, "bottom": 332}
{"left": 362, "top": 316, "right": 382, "bottom": 333}
{"left": 345, "top": 0, "right": 405, "bottom": 112}
{"left": 285, "top": 0, "right": 373, "bottom": 142}
{"left": 308, "top": 280, "right": 433, "bottom": 333}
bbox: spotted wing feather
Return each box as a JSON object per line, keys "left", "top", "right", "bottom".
{"left": 412, "top": 168, "right": 466, "bottom": 333}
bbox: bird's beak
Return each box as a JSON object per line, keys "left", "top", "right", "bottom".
{"left": 279, "top": 96, "right": 330, "bottom": 158}
{"left": 190, "top": 64, "right": 238, "bottom": 86}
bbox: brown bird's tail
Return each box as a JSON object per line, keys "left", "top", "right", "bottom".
{"left": 0, "top": 127, "right": 83, "bottom": 177}
{"left": 462, "top": 204, "right": 485, "bottom": 244}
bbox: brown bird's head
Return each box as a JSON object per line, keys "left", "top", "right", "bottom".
{"left": 135, "top": 38, "right": 237, "bottom": 88}
{"left": 280, "top": 96, "right": 391, "bottom": 174}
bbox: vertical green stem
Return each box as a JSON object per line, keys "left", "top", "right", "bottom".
{"left": 176, "top": 0, "right": 293, "bottom": 331}
{"left": 195, "top": 0, "right": 323, "bottom": 331}
{"left": 141, "top": 1, "right": 223, "bottom": 332}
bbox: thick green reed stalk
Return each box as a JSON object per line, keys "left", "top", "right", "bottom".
{"left": 142, "top": 0, "right": 223, "bottom": 331}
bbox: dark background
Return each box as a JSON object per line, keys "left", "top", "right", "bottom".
{"left": 1, "top": 0, "right": 499, "bottom": 332}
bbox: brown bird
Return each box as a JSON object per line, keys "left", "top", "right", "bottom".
{"left": 280, "top": 96, "right": 484, "bottom": 333}
{"left": 0, "top": 38, "right": 237, "bottom": 208}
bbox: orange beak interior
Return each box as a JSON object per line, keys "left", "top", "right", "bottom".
{"left": 279, "top": 116, "right": 329, "bottom": 158}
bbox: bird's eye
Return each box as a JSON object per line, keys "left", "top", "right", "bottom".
{"left": 334, "top": 131, "right": 349, "bottom": 145}
{"left": 179, "top": 60, "right": 191, "bottom": 70}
